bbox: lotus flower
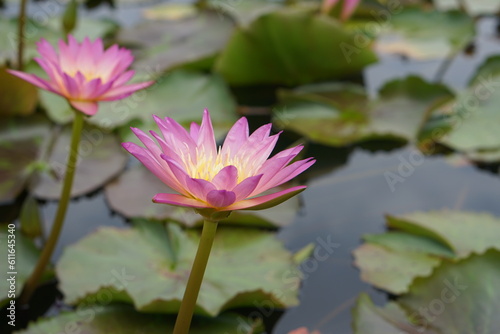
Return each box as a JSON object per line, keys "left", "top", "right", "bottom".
{"left": 322, "top": 0, "right": 361, "bottom": 21}
{"left": 123, "top": 110, "right": 315, "bottom": 220}
{"left": 8, "top": 35, "right": 153, "bottom": 116}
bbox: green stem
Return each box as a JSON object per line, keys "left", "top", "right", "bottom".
{"left": 17, "top": 0, "right": 28, "bottom": 70}
{"left": 19, "top": 111, "right": 84, "bottom": 305}
{"left": 173, "top": 220, "right": 219, "bottom": 334}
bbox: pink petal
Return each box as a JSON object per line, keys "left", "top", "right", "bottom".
{"left": 62, "top": 73, "right": 80, "bottom": 98}
{"left": 76, "top": 37, "right": 96, "bottom": 74}
{"left": 185, "top": 178, "right": 216, "bottom": 201}
{"left": 122, "top": 142, "right": 184, "bottom": 194}
{"left": 220, "top": 117, "right": 249, "bottom": 158}
{"left": 154, "top": 116, "right": 196, "bottom": 157}
{"left": 237, "top": 123, "right": 273, "bottom": 157}
{"left": 206, "top": 190, "right": 236, "bottom": 208}
{"left": 256, "top": 158, "right": 315, "bottom": 194}
{"left": 7, "top": 70, "right": 51, "bottom": 91}
{"left": 131, "top": 127, "right": 164, "bottom": 163}
{"left": 232, "top": 174, "right": 263, "bottom": 201}
{"left": 196, "top": 109, "right": 217, "bottom": 157}
{"left": 227, "top": 186, "right": 306, "bottom": 211}
{"left": 212, "top": 165, "right": 238, "bottom": 190}
{"left": 100, "top": 81, "right": 154, "bottom": 101}
{"left": 342, "top": 0, "right": 361, "bottom": 20}
{"left": 36, "top": 38, "right": 58, "bottom": 64}
{"left": 149, "top": 130, "right": 183, "bottom": 165}
{"left": 111, "top": 70, "right": 135, "bottom": 87}
{"left": 69, "top": 100, "right": 98, "bottom": 115}
{"left": 153, "top": 193, "right": 209, "bottom": 208}
{"left": 190, "top": 122, "right": 200, "bottom": 141}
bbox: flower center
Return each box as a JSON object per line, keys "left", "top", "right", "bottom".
{"left": 179, "top": 146, "right": 259, "bottom": 183}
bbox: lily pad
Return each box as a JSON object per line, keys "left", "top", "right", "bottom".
{"left": 0, "top": 224, "right": 53, "bottom": 308}
{"left": 353, "top": 243, "right": 442, "bottom": 294}
{"left": 105, "top": 165, "right": 300, "bottom": 228}
{"left": 434, "top": 56, "right": 500, "bottom": 159}
{"left": 353, "top": 251, "right": 500, "bottom": 334}
{"left": 57, "top": 221, "right": 302, "bottom": 316}
{"left": 89, "top": 70, "right": 238, "bottom": 138}
{"left": 207, "top": 0, "right": 283, "bottom": 27}
{"left": 30, "top": 125, "right": 128, "bottom": 200}
{"left": 14, "top": 305, "right": 262, "bottom": 334}
{"left": 118, "top": 12, "right": 233, "bottom": 74}
{"left": 387, "top": 211, "right": 500, "bottom": 258}
{"left": 354, "top": 211, "right": 500, "bottom": 294}
{"left": 0, "top": 66, "right": 38, "bottom": 117}
{"left": 273, "top": 76, "right": 452, "bottom": 146}
{"left": 0, "top": 115, "right": 50, "bottom": 204}
{"left": 214, "top": 6, "right": 377, "bottom": 86}
{"left": 374, "top": 8, "right": 474, "bottom": 59}
{"left": 435, "top": 0, "right": 500, "bottom": 16}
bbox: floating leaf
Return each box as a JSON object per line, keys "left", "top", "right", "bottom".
{"left": 353, "top": 251, "right": 500, "bottom": 334}
{"left": 89, "top": 70, "right": 238, "bottom": 138}
{"left": 57, "top": 221, "right": 302, "bottom": 316}
{"left": 374, "top": 8, "right": 474, "bottom": 59}
{"left": 434, "top": 56, "right": 500, "bottom": 160}
{"left": 354, "top": 211, "right": 500, "bottom": 294}
{"left": 435, "top": 0, "right": 500, "bottom": 16}
{"left": 208, "top": 0, "right": 283, "bottom": 27}
{"left": 15, "top": 305, "right": 261, "bottom": 334}
{"left": 352, "top": 294, "right": 422, "bottom": 334}
{"left": 0, "top": 66, "right": 38, "bottom": 117}
{"left": 119, "top": 12, "right": 233, "bottom": 74}
{"left": 0, "top": 224, "right": 53, "bottom": 308}
{"left": 353, "top": 243, "right": 442, "bottom": 294}
{"left": 387, "top": 211, "right": 500, "bottom": 258}
{"left": 30, "top": 125, "right": 127, "bottom": 200}
{"left": 215, "top": 7, "right": 377, "bottom": 86}
{"left": 273, "top": 76, "right": 452, "bottom": 146}
{"left": 0, "top": 115, "right": 50, "bottom": 204}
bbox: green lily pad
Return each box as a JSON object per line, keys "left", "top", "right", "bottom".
{"left": 88, "top": 70, "right": 237, "bottom": 138}
{"left": 352, "top": 294, "right": 424, "bottom": 334}
{"left": 0, "top": 66, "right": 38, "bottom": 117}
{"left": 214, "top": 6, "right": 377, "bottom": 86}
{"left": 387, "top": 211, "right": 500, "bottom": 258}
{"left": 56, "top": 221, "right": 302, "bottom": 316}
{"left": 353, "top": 243, "right": 442, "bottom": 294}
{"left": 353, "top": 251, "right": 500, "bottom": 334}
{"left": 434, "top": 56, "right": 500, "bottom": 159}
{"left": 0, "top": 224, "right": 53, "bottom": 308}
{"left": 0, "top": 115, "right": 50, "bottom": 204}
{"left": 30, "top": 125, "right": 128, "bottom": 200}
{"left": 435, "top": 0, "right": 500, "bottom": 15}
{"left": 374, "top": 8, "right": 474, "bottom": 59}
{"left": 14, "top": 305, "right": 263, "bottom": 334}
{"left": 118, "top": 12, "right": 233, "bottom": 75}
{"left": 105, "top": 165, "right": 300, "bottom": 228}
{"left": 207, "top": 0, "right": 283, "bottom": 27}
{"left": 354, "top": 211, "right": 500, "bottom": 294}
{"left": 273, "top": 76, "right": 452, "bottom": 146}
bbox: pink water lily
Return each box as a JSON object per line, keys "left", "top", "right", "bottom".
{"left": 123, "top": 110, "right": 315, "bottom": 220}
{"left": 322, "top": 0, "right": 360, "bottom": 21}
{"left": 8, "top": 35, "right": 153, "bottom": 116}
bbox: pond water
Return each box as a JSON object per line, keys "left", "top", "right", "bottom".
{"left": 3, "top": 2, "right": 500, "bottom": 334}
